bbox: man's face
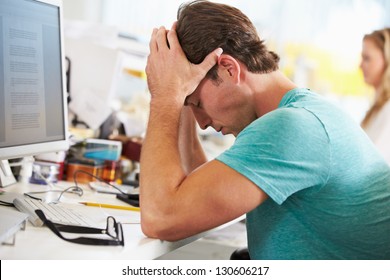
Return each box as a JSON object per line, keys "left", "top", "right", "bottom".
{"left": 185, "top": 77, "right": 256, "bottom": 137}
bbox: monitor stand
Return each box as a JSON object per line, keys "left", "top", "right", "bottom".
{"left": 0, "top": 160, "right": 17, "bottom": 187}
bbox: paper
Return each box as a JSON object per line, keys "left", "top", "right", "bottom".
{"left": 0, "top": 207, "right": 28, "bottom": 245}
{"left": 69, "top": 88, "right": 112, "bottom": 130}
{"left": 66, "top": 38, "right": 124, "bottom": 129}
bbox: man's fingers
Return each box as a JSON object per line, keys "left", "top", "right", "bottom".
{"left": 155, "top": 26, "right": 169, "bottom": 51}
{"left": 149, "top": 28, "right": 158, "bottom": 53}
{"left": 199, "top": 48, "right": 223, "bottom": 74}
{"left": 166, "top": 25, "right": 181, "bottom": 52}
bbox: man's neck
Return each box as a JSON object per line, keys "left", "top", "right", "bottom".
{"left": 251, "top": 70, "right": 297, "bottom": 117}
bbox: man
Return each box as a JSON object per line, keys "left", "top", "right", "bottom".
{"left": 140, "top": 0, "right": 390, "bottom": 259}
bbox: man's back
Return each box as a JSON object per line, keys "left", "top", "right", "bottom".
{"left": 218, "top": 88, "right": 390, "bottom": 259}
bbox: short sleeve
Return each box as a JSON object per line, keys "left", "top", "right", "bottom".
{"left": 216, "top": 107, "right": 331, "bottom": 204}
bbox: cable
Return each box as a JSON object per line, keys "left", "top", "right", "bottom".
{"left": 23, "top": 186, "right": 83, "bottom": 204}
{"left": 72, "top": 169, "right": 128, "bottom": 195}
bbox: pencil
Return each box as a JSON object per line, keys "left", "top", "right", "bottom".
{"left": 79, "top": 202, "right": 140, "bottom": 212}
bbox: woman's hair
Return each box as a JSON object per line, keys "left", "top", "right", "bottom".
{"left": 361, "top": 27, "right": 390, "bottom": 128}
{"left": 176, "top": 0, "right": 279, "bottom": 82}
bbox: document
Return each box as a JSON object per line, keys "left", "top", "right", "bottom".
{"left": 66, "top": 39, "right": 124, "bottom": 129}
{"left": 1, "top": 16, "right": 46, "bottom": 145}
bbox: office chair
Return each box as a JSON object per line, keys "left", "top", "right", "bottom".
{"left": 230, "top": 247, "right": 251, "bottom": 260}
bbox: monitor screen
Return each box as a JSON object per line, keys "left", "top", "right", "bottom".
{"left": 0, "top": 0, "right": 68, "bottom": 186}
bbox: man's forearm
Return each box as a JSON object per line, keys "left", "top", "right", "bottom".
{"left": 140, "top": 99, "right": 193, "bottom": 238}
{"left": 140, "top": 101, "right": 185, "bottom": 190}
{"left": 178, "top": 107, "right": 208, "bottom": 174}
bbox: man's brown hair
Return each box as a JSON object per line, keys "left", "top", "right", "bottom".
{"left": 176, "top": 0, "right": 280, "bottom": 81}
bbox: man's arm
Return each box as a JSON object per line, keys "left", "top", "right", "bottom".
{"left": 178, "top": 106, "right": 208, "bottom": 174}
{"left": 140, "top": 25, "right": 268, "bottom": 241}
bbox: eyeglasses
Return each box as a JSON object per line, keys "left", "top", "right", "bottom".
{"left": 35, "top": 209, "right": 124, "bottom": 246}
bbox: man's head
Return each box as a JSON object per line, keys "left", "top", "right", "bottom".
{"left": 176, "top": 0, "right": 280, "bottom": 82}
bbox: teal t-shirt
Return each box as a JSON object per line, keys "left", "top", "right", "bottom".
{"left": 217, "top": 88, "right": 390, "bottom": 259}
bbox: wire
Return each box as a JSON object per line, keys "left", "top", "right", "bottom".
{"left": 72, "top": 169, "right": 128, "bottom": 195}
{"left": 22, "top": 159, "right": 84, "bottom": 202}
{"left": 23, "top": 169, "right": 128, "bottom": 203}
{"left": 23, "top": 186, "right": 83, "bottom": 203}
{"left": 54, "top": 186, "right": 83, "bottom": 203}
{"left": 0, "top": 200, "right": 14, "bottom": 207}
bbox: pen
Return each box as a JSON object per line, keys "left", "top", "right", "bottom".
{"left": 79, "top": 202, "right": 140, "bottom": 212}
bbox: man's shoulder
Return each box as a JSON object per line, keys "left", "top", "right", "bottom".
{"left": 246, "top": 105, "right": 320, "bottom": 133}
{"left": 278, "top": 87, "right": 320, "bottom": 107}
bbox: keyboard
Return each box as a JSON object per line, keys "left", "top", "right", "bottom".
{"left": 13, "top": 197, "right": 97, "bottom": 227}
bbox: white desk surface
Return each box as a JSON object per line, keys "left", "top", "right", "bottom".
{"left": 0, "top": 180, "right": 243, "bottom": 260}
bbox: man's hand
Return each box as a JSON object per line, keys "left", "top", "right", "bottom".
{"left": 145, "top": 22, "right": 223, "bottom": 105}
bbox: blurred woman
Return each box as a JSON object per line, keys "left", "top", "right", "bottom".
{"left": 360, "top": 28, "right": 390, "bottom": 164}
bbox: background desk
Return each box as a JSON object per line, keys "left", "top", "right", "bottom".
{"left": 0, "top": 181, "right": 243, "bottom": 260}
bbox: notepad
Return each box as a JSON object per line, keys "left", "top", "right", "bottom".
{"left": 0, "top": 207, "right": 29, "bottom": 245}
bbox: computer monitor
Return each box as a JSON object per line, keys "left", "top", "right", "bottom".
{"left": 0, "top": 0, "right": 68, "bottom": 187}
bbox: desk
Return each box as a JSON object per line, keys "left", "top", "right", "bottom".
{"left": 0, "top": 181, "right": 243, "bottom": 260}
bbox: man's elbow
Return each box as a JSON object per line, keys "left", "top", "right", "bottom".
{"left": 140, "top": 214, "right": 184, "bottom": 242}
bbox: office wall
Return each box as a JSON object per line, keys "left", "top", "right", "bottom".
{"left": 62, "top": 0, "right": 390, "bottom": 122}
{"left": 63, "top": 0, "right": 104, "bottom": 23}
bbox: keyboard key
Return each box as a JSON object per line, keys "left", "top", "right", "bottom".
{"left": 13, "top": 197, "right": 97, "bottom": 227}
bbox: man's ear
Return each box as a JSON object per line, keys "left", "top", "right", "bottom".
{"left": 217, "top": 54, "right": 241, "bottom": 83}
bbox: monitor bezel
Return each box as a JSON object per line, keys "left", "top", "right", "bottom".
{"left": 0, "top": 0, "right": 69, "bottom": 161}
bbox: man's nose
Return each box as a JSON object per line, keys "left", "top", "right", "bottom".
{"left": 192, "top": 109, "right": 211, "bottom": 130}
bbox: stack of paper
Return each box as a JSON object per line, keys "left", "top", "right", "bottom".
{"left": 0, "top": 207, "right": 29, "bottom": 245}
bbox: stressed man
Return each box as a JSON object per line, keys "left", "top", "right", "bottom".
{"left": 140, "top": 0, "right": 390, "bottom": 259}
